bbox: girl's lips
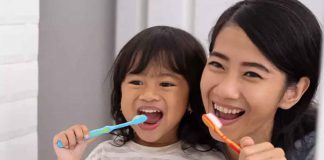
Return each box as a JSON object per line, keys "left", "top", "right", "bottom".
{"left": 137, "top": 105, "right": 164, "bottom": 129}
{"left": 138, "top": 122, "right": 160, "bottom": 130}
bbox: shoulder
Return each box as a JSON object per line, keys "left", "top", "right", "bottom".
{"left": 86, "top": 140, "right": 130, "bottom": 160}
{"left": 286, "top": 131, "right": 315, "bottom": 160}
{"left": 85, "top": 140, "right": 113, "bottom": 160}
{"left": 181, "top": 144, "right": 226, "bottom": 160}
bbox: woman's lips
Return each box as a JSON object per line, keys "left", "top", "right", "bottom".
{"left": 212, "top": 102, "right": 245, "bottom": 126}
{"left": 215, "top": 110, "right": 243, "bottom": 126}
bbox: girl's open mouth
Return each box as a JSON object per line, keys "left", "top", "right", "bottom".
{"left": 137, "top": 107, "right": 163, "bottom": 130}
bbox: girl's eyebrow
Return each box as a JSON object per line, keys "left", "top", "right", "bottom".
{"left": 127, "top": 72, "right": 181, "bottom": 79}
{"left": 158, "top": 72, "right": 180, "bottom": 79}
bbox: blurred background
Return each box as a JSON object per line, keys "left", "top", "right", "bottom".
{"left": 0, "top": 0, "right": 323, "bottom": 159}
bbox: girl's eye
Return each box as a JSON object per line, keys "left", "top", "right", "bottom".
{"left": 208, "top": 61, "right": 224, "bottom": 69}
{"left": 129, "top": 80, "right": 143, "bottom": 85}
{"left": 244, "top": 72, "right": 263, "bottom": 79}
{"left": 160, "top": 82, "right": 175, "bottom": 87}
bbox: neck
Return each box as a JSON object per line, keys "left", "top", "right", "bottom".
{"left": 133, "top": 135, "right": 178, "bottom": 147}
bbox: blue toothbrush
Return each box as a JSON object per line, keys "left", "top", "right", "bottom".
{"left": 57, "top": 115, "right": 147, "bottom": 148}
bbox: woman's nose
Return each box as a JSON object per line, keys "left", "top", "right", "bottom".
{"left": 212, "top": 75, "right": 240, "bottom": 100}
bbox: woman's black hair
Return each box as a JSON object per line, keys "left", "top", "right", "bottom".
{"left": 110, "top": 26, "right": 214, "bottom": 149}
{"left": 209, "top": 0, "right": 322, "bottom": 152}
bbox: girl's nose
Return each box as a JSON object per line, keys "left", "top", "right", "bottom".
{"left": 212, "top": 75, "right": 240, "bottom": 100}
{"left": 138, "top": 87, "right": 160, "bottom": 102}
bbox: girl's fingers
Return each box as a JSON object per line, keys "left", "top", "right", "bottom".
{"left": 65, "top": 129, "right": 77, "bottom": 149}
{"left": 73, "top": 125, "right": 85, "bottom": 142}
{"left": 80, "top": 124, "right": 89, "bottom": 138}
{"left": 53, "top": 124, "right": 91, "bottom": 150}
{"left": 53, "top": 132, "right": 69, "bottom": 149}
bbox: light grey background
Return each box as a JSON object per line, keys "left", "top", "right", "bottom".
{"left": 38, "top": 0, "right": 116, "bottom": 159}
{"left": 38, "top": 0, "right": 324, "bottom": 159}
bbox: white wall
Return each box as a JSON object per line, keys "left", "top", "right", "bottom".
{"left": 316, "top": 1, "right": 324, "bottom": 156}
{"left": 0, "top": 0, "right": 39, "bottom": 159}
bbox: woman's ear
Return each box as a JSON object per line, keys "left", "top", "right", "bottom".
{"left": 279, "top": 77, "right": 310, "bottom": 110}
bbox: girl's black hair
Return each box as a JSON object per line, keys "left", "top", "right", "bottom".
{"left": 209, "top": 0, "right": 322, "bottom": 152}
{"left": 110, "top": 26, "right": 215, "bottom": 149}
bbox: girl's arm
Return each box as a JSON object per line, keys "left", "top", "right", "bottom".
{"left": 53, "top": 124, "right": 93, "bottom": 160}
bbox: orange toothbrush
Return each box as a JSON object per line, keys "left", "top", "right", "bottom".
{"left": 202, "top": 113, "right": 241, "bottom": 154}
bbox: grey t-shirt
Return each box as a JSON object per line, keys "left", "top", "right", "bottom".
{"left": 286, "top": 131, "right": 315, "bottom": 160}
{"left": 86, "top": 140, "right": 225, "bottom": 160}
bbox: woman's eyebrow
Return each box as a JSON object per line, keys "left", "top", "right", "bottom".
{"left": 210, "top": 51, "right": 229, "bottom": 61}
{"left": 241, "top": 62, "right": 270, "bottom": 73}
{"left": 211, "top": 51, "right": 270, "bottom": 73}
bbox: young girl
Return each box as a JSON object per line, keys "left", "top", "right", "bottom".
{"left": 199, "top": 0, "right": 322, "bottom": 160}
{"left": 53, "top": 26, "right": 224, "bottom": 160}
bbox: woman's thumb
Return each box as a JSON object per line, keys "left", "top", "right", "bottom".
{"left": 240, "top": 136, "right": 255, "bottom": 148}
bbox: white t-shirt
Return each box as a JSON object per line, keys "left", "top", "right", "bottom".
{"left": 86, "top": 140, "right": 225, "bottom": 160}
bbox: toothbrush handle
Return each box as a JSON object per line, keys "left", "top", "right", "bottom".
{"left": 213, "top": 128, "right": 241, "bottom": 154}
{"left": 56, "top": 127, "right": 110, "bottom": 148}
{"left": 85, "top": 127, "right": 110, "bottom": 140}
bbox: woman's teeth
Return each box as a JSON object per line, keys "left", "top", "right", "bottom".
{"left": 213, "top": 104, "right": 242, "bottom": 114}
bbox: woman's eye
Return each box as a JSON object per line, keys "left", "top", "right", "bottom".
{"left": 160, "top": 82, "right": 175, "bottom": 87}
{"left": 129, "top": 80, "right": 143, "bottom": 85}
{"left": 208, "top": 61, "right": 224, "bottom": 69}
{"left": 244, "top": 72, "right": 263, "bottom": 79}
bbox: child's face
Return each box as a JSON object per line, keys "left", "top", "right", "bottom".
{"left": 200, "top": 25, "right": 289, "bottom": 143}
{"left": 121, "top": 63, "right": 189, "bottom": 146}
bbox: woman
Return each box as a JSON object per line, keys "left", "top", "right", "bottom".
{"left": 199, "top": 0, "right": 322, "bottom": 159}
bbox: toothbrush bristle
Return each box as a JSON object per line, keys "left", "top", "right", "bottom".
{"left": 202, "top": 115, "right": 215, "bottom": 130}
{"left": 132, "top": 115, "right": 148, "bottom": 124}
{"left": 204, "top": 113, "right": 223, "bottom": 128}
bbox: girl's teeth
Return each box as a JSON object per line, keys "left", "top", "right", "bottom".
{"left": 140, "top": 109, "right": 161, "bottom": 113}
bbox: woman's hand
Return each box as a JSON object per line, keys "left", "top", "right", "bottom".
{"left": 53, "top": 124, "right": 94, "bottom": 160}
{"left": 239, "top": 136, "right": 286, "bottom": 160}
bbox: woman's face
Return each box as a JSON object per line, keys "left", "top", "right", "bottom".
{"left": 200, "top": 25, "right": 288, "bottom": 143}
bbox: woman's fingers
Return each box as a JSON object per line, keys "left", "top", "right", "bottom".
{"left": 241, "top": 142, "right": 273, "bottom": 156}
{"left": 241, "top": 146, "right": 286, "bottom": 160}
{"left": 239, "top": 136, "right": 286, "bottom": 160}
{"left": 240, "top": 136, "right": 255, "bottom": 148}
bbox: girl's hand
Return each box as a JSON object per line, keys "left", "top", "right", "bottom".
{"left": 53, "top": 124, "right": 94, "bottom": 160}
{"left": 239, "top": 136, "right": 286, "bottom": 160}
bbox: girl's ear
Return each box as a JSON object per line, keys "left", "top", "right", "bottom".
{"left": 279, "top": 77, "right": 310, "bottom": 110}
